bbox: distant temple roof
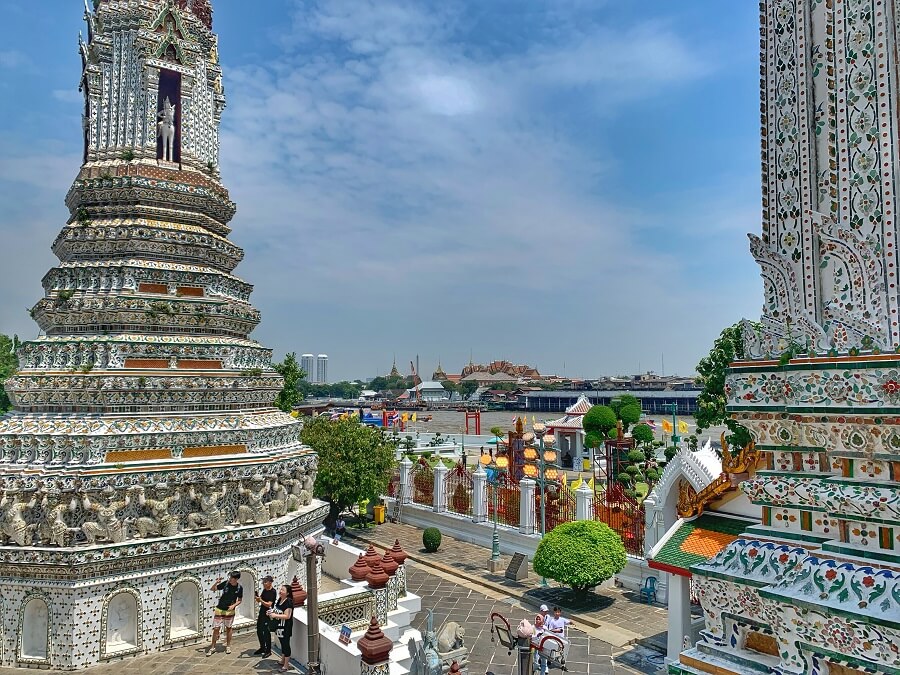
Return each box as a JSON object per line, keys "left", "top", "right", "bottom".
{"left": 460, "top": 371, "right": 518, "bottom": 383}
{"left": 431, "top": 361, "right": 448, "bottom": 381}
{"left": 460, "top": 360, "right": 540, "bottom": 379}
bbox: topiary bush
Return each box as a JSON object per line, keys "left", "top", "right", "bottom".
{"left": 422, "top": 527, "right": 442, "bottom": 552}
{"left": 532, "top": 520, "right": 627, "bottom": 596}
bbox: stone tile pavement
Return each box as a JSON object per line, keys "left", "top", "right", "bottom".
{"left": 404, "top": 561, "right": 666, "bottom": 675}
{"left": 344, "top": 521, "right": 669, "bottom": 651}
{"left": 0, "top": 634, "right": 293, "bottom": 675}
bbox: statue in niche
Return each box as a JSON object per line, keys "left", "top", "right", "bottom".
{"left": 267, "top": 479, "right": 288, "bottom": 519}
{"left": 23, "top": 600, "right": 49, "bottom": 659}
{"left": 135, "top": 483, "right": 179, "bottom": 538}
{"left": 171, "top": 584, "right": 197, "bottom": 633}
{"left": 157, "top": 96, "right": 177, "bottom": 162}
{"left": 185, "top": 480, "right": 226, "bottom": 531}
{"left": 0, "top": 487, "right": 36, "bottom": 546}
{"left": 107, "top": 594, "right": 135, "bottom": 646}
{"left": 81, "top": 486, "right": 131, "bottom": 544}
{"left": 236, "top": 476, "right": 270, "bottom": 525}
{"left": 38, "top": 489, "right": 76, "bottom": 547}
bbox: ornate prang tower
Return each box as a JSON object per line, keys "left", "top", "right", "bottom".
{"left": 671, "top": 2, "right": 900, "bottom": 675}
{"left": 0, "top": 0, "right": 324, "bottom": 668}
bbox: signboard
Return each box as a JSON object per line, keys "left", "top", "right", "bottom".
{"left": 339, "top": 625, "right": 352, "bottom": 645}
{"left": 505, "top": 552, "right": 528, "bottom": 581}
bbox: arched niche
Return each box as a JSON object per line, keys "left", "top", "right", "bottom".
{"left": 167, "top": 579, "right": 201, "bottom": 640}
{"left": 101, "top": 589, "right": 142, "bottom": 658}
{"left": 18, "top": 596, "right": 50, "bottom": 664}
{"left": 234, "top": 569, "right": 256, "bottom": 626}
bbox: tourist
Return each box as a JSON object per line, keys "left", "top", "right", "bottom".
{"left": 533, "top": 605, "right": 550, "bottom": 675}
{"left": 334, "top": 515, "right": 346, "bottom": 542}
{"left": 268, "top": 584, "right": 294, "bottom": 672}
{"left": 206, "top": 571, "right": 243, "bottom": 656}
{"left": 253, "top": 575, "right": 277, "bottom": 657}
{"left": 546, "top": 606, "right": 573, "bottom": 635}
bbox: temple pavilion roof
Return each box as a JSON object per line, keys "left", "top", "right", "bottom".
{"left": 648, "top": 513, "right": 755, "bottom": 578}
{"left": 546, "top": 395, "right": 592, "bottom": 430}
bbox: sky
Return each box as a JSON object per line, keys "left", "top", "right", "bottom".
{"left": 0, "top": 0, "right": 764, "bottom": 382}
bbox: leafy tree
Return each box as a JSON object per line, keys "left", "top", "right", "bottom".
{"left": 0, "top": 334, "right": 19, "bottom": 412}
{"left": 695, "top": 323, "right": 753, "bottom": 450}
{"left": 273, "top": 352, "right": 305, "bottom": 412}
{"left": 301, "top": 415, "right": 397, "bottom": 521}
{"left": 532, "top": 520, "right": 627, "bottom": 596}
{"left": 609, "top": 394, "right": 642, "bottom": 431}
{"left": 584, "top": 431, "right": 604, "bottom": 454}
{"left": 458, "top": 380, "right": 479, "bottom": 398}
{"left": 631, "top": 423, "right": 654, "bottom": 447}
{"left": 582, "top": 405, "right": 617, "bottom": 439}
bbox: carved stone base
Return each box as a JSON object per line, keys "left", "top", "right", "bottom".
{"left": 0, "top": 502, "right": 327, "bottom": 670}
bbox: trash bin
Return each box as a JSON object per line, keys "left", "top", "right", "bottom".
{"left": 373, "top": 505, "right": 386, "bottom": 525}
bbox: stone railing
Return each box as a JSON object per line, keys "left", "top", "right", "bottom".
{"left": 394, "top": 457, "right": 595, "bottom": 535}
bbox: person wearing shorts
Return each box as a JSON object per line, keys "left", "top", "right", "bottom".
{"left": 206, "top": 571, "right": 243, "bottom": 656}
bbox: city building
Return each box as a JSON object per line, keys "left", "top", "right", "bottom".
{"left": 519, "top": 389, "right": 698, "bottom": 415}
{"left": 0, "top": 2, "right": 324, "bottom": 668}
{"left": 301, "top": 353, "right": 315, "bottom": 381}
{"left": 404, "top": 381, "right": 450, "bottom": 403}
{"left": 316, "top": 354, "right": 328, "bottom": 384}
{"left": 664, "top": 3, "right": 900, "bottom": 674}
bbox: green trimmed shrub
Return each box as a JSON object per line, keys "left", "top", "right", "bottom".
{"left": 631, "top": 423, "right": 654, "bottom": 446}
{"left": 664, "top": 446, "right": 678, "bottom": 462}
{"left": 532, "top": 520, "right": 626, "bottom": 595}
{"left": 583, "top": 405, "right": 617, "bottom": 436}
{"left": 422, "top": 527, "right": 441, "bottom": 552}
{"left": 626, "top": 449, "right": 646, "bottom": 464}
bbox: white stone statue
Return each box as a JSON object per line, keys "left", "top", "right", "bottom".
{"left": 157, "top": 96, "right": 177, "bottom": 162}
{"left": 135, "top": 483, "right": 179, "bottom": 538}
{"left": 186, "top": 481, "right": 226, "bottom": 531}
{"left": 81, "top": 486, "right": 130, "bottom": 544}
{"left": 171, "top": 584, "right": 197, "bottom": 632}
{"left": 236, "top": 476, "right": 270, "bottom": 525}
{"left": 22, "top": 600, "right": 49, "bottom": 659}
{"left": 107, "top": 594, "right": 135, "bottom": 646}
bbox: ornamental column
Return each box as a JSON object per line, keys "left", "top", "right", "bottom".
{"left": 357, "top": 617, "right": 393, "bottom": 675}
{"left": 666, "top": 574, "right": 691, "bottom": 664}
{"left": 433, "top": 463, "right": 447, "bottom": 513}
{"left": 472, "top": 464, "right": 487, "bottom": 523}
{"left": 575, "top": 482, "right": 593, "bottom": 521}
{"left": 399, "top": 457, "right": 412, "bottom": 504}
{"left": 519, "top": 478, "right": 535, "bottom": 535}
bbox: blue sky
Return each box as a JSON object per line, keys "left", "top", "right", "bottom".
{"left": 0, "top": 0, "right": 764, "bottom": 381}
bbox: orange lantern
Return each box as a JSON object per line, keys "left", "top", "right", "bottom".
{"left": 496, "top": 456, "right": 509, "bottom": 469}
{"left": 523, "top": 464, "right": 538, "bottom": 478}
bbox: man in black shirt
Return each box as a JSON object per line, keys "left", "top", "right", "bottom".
{"left": 206, "top": 570, "right": 243, "bottom": 656}
{"left": 253, "top": 575, "right": 277, "bottom": 657}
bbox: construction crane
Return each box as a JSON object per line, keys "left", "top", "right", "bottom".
{"left": 410, "top": 361, "right": 422, "bottom": 404}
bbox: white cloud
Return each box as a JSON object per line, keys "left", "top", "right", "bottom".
{"left": 52, "top": 89, "right": 83, "bottom": 104}
{"left": 214, "top": 0, "right": 726, "bottom": 378}
{"left": 0, "top": 50, "right": 28, "bottom": 69}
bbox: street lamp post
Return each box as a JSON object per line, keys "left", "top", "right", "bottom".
{"left": 532, "top": 423, "right": 558, "bottom": 587}
{"left": 483, "top": 451, "right": 508, "bottom": 571}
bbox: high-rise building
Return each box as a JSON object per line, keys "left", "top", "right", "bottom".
{"left": 316, "top": 354, "right": 328, "bottom": 384}
{"left": 301, "top": 353, "right": 315, "bottom": 381}
{"left": 0, "top": 2, "right": 324, "bottom": 667}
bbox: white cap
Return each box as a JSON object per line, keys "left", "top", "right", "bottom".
{"left": 540, "top": 604, "right": 549, "bottom": 612}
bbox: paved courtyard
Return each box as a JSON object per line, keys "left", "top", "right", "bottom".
{"left": 0, "top": 560, "right": 664, "bottom": 675}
